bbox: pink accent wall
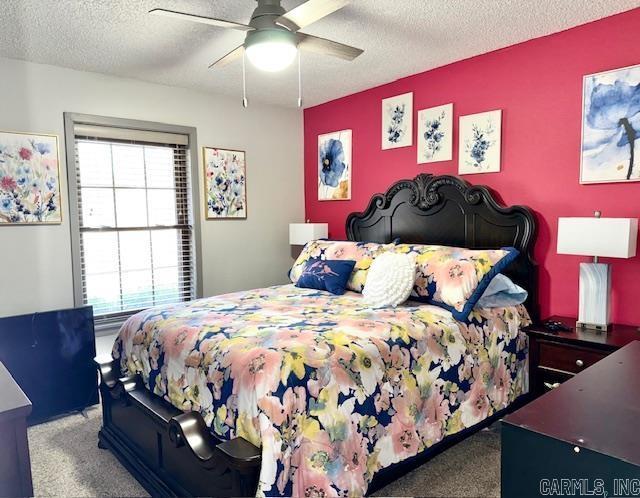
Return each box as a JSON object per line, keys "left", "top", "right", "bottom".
{"left": 304, "top": 8, "right": 640, "bottom": 325}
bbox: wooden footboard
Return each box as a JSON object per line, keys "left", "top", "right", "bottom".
{"left": 98, "top": 359, "right": 528, "bottom": 497}
{"left": 97, "top": 360, "right": 261, "bottom": 497}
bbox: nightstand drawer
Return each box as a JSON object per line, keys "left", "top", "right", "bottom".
{"left": 538, "top": 341, "right": 607, "bottom": 374}
{"left": 536, "top": 367, "right": 573, "bottom": 393}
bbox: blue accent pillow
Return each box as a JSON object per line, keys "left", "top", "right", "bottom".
{"left": 476, "top": 273, "right": 528, "bottom": 308}
{"left": 289, "top": 240, "right": 398, "bottom": 292}
{"left": 295, "top": 258, "right": 356, "bottom": 295}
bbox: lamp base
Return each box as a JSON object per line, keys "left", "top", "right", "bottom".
{"left": 575, "top": 321, "right": 610, "bottom": 332}
{"left": 578, "top": 262, "right": 611, "bottom": 331}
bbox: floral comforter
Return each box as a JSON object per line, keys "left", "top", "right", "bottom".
{"left": 113, "top": 285, "right": 530, "bottom": 497}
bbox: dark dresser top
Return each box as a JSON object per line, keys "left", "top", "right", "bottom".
{"left": 504, "top": 340, "right": 640, "bottom": 467}
{"left": 0, "top": 361, "right": 31, "bottom": 422}
{"left": 526, "top": 316, "right": 639, "bottom": 351}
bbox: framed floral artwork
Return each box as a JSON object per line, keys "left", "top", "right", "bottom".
{"left": 417, "top": 103, "right": 453, "bottom": 164}
{"left": 458, "top": 110, "right": 502, "bottom": 175}
{"left": 382, "top": 92, "right": 413, "bottom": 149}
{"left": 0, "top": 130, "right": 62, "bottom": 225}
{"left": 203, "top": 147, "right": 247, "bottom": 219}
{"left": 581, "top": 63, "right": 640, "bottom": 184}
{"left": 318, "top": 129, "right": 351, "bottom": 201}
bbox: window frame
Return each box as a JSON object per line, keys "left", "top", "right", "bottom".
{"left": 64, "top": 113, "right": 203, "bottom": 332}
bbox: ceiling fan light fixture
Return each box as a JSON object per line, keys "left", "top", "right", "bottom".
{"left": 245, "top": 30, "right": 298, "bottom": 72}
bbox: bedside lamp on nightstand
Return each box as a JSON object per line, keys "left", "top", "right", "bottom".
{"left": 557, "top": 212, "right": 638, "bottom": 331}
{"left": 289, "top": 222, "right": 328, "bottom": 258}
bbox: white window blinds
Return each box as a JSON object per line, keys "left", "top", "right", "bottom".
{"left": 72, "top": 124, "right": 196, "bottom": 325}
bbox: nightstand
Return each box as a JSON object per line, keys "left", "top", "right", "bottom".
{"left": 525, "top": 316, "right": 639, "bottom": 398}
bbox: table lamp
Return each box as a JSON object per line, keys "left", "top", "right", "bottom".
{"left": 289, "top": 222, "right": 328, "bottom": 257}
{"left": 557, "top": 212, "right": 638, "bottom": 331}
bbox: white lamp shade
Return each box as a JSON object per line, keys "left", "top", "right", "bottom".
{"left": 557, "top": 217, "right": 638, "bottom": 258}
{"left": 289, "top": 223, "right": 328, "bottom": 245}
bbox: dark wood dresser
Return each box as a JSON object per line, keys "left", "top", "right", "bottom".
{"left": 525, "top": 316, "right": 639, "bottom": 397}
{"left": 502, "top": 341, "right": 640, "bottom": 498}
{"left": 0, "top": 361, "right": 33, "bottom": 497}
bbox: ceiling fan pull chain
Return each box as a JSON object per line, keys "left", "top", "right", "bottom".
{"left": 242, "top": 50, "right": 248, "bottom": 108}
{"left": 297, "top": 50, "right": 303, "bottom": 108}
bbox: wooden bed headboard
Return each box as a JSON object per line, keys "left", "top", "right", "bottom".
{"left": 346, "top": 174, "right": 538, "bottom": 319}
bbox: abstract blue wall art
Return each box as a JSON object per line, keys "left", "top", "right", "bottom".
{"left": 458, "top": 110, "right": 502, "bottom": 175}
{"left": 318, "top": 129, "right": 351, "bottom": 201}
{"left": 382, "top": 92, "right": 413, "bottom": 150}
{"left": 417, "top": 103, "right": 453, "bottom": 164}
{"left": 581, "top": 64, "right": 640, "bottom": 184}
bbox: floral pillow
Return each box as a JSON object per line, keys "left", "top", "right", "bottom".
{"left": 392, "top": 244, "right": 519, "bottom": 320}
{"left": 289, "top": 240, "right": 397, "bottom": 292}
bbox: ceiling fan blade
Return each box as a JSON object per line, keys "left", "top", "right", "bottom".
{"left": 297, "top": 33, "right": 363, "bottom": 61}
{"left": 209, "top": 46, "right": 245, "bottom": 69}
{"left": 149, "top": 8, "right": 253, "bottom": 32}
{"left": 276, "top": 0, "right": 350, "bottom": 31}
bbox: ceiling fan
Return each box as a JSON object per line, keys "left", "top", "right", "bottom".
{"left": 150, "top": 0, "right": 364, "bottom": 73}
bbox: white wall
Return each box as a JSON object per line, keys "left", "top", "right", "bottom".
{"left": 0, "top": 57, "right": 304, "bottom": 317}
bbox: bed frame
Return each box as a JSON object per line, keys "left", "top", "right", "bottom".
{"left": 97, "top": 174, "right": 537, "bottom": 497}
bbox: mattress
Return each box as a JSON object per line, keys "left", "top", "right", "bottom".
{"left": 113, "top": 284, "right": 530, "bottom": 497}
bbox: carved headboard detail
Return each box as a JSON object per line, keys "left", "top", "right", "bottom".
{"left": 346, "top": 174, "right": 538, "bottom": 318}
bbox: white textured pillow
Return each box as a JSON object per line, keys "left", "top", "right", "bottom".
{"left": 363, "top": 252, "right": 416, "bottom": 308}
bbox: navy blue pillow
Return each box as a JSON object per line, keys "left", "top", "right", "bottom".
{"left": 295, "top": 258, "right": 356, "bottom": 295}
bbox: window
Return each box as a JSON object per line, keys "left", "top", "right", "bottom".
{"left": 65, "top": 115, "right": 201, "bottom": 329}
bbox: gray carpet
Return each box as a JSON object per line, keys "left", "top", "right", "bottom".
{"left": 28, "top": 407, "right": 500, "bottom": 497}
{"left": 28, "top": 407, "right": 147, "bottom": 497}
{"left": 372, "top": 427, "right": 501, "bottom": 497}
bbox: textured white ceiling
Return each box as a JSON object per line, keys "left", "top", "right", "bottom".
{"left": 2, "top": 0, "right": 640, "bottom": 108}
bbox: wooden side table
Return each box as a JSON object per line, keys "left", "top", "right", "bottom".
{"left": 0, "top": 362, "right": 33, "bottom": 497}
{"left": 525, "top": 316, "right": 639, "bottom": 398}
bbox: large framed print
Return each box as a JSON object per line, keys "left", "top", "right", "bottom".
{"left": 581, "top": 63, "right": 640, "bottom": 184}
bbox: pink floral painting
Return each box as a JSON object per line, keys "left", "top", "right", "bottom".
{"left": 203, "top": 147, "right": 246, "bottom": 219}
{"left": 0, "top": 131, "right": 61, "bottom": 224}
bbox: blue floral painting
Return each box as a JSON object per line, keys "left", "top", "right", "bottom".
{"left": 0, "top": 131, "right": 61, "bottom": 224}
{"left": 581, "top": 64, "right": 640, "bottom": 183}
{"left": 318, "top": 129, "right": 351, "bottom": 200}
{"left": 418, "top": 103, "right": 453, "bottom": 164}
{"left": 458, "top": 110, "right": 502, "bottom": 175}
{"left": 204, "top": 147, "right": 246, "bottom": 218}
{"left": 382, "top": 92, "right": 413, "bottom": 149}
